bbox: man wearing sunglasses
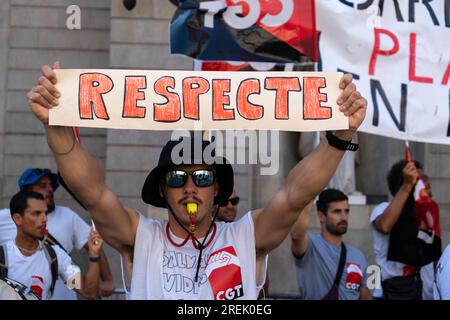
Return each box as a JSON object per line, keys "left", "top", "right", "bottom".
{"left": 217, "top": 191, "right": 239, "bottom": 223}
{"left": 27, "top": 62, "right": 366, "bottom": 299}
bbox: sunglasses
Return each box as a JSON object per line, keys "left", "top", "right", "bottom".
{"left": 228, "top": 197, "right": 240, "bottom": 206}
{"left": 164, "top": 170, "right": 216, "bottom": 188}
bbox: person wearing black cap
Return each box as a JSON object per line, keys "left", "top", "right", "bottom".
{"left": 0, "top": 168, "right": 114, "bottom": 299}
{"left": 26, "top": 62, "right": 367, "bottom": 299}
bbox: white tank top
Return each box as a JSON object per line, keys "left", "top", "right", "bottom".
{"left": 129, "top": 211, "right": 267, "bottom": 300}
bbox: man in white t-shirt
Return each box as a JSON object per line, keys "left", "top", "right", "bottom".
{"left": 27, "top": 62, "right": 367, "bottom": 299}
{"left": 0, "top": 190, "right": 103, "bottom": 300}
{"left": 370, "top": 160, "right": 438, "bottom": 300}
{"left": 0, "top": 167, "right": 114, "bottom": 299}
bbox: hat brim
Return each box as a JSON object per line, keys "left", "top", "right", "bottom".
{"left": 141, "top": 160, "right": 233, "bottom": 208}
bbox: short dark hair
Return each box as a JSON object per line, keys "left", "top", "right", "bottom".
{"left": 316, "top": 188, "right": 348, "bottom": 215}
{"left": 10, "top": 190, "right": 45, "bottom": 217}
{"left": 387, "top": 160, "right": 423, "bottom": 196}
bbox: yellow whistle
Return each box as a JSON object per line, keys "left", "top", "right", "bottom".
{"left": 187, "top": 203, "right": 197, "bottom": 215}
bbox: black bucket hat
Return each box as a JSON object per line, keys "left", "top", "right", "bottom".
{"left": 141, "top": 137, "right": 234, "bottom": 208}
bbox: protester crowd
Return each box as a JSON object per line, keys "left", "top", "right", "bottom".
{"left": 0, "top": 61, "right": 449, "bottom": 301}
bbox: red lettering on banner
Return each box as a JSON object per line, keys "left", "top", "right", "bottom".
{"left": 303, "top": 77, "right": 331, "bottom": 119}
{"left": 409, "top": 33, "right": 433, "bottom": 84}
{"left": 236, "top": 79, "right": 263, "bottom": 120}
{"left": 442, "top": 62, "right": 450, "bottom": 85}
{"left": 183, "top": 77, "right": 210, "bottom": 120}
{"left": 212, "top": 79, "right": 235, "bottom": 120}
{"left": 369, "top": 28, "right": 400, "bottom": 76}
{"left": 265, "top": 77, "right": 301, "bottom": 119}
{"left": 123, "top": 76, "right": 147, "bottom": 118}
{"left": 153, "top": 77, "right": 181, "bottom": 122}
{"left": 79, "top": 73, "right": 113, "bottom": 120}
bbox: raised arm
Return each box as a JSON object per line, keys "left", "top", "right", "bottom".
{"left": 290, "top": 202, "right": 313, "bottom": 257}
{"left": 253, "top": 74, "right": 367, "bottom": 258}
{"left": 27, "top": 62, "right": 138, "bottom": 255}
{"left": 373, "top": 161, "right": 417, "bottom": 234}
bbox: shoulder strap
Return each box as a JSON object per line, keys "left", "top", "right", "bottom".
{"left": 43, "top": 243, "right": 58, "bottom": 297}
{"left": 332, "top": 242, "right": 347, "bottom": 288}
{"left": 44, "top": 233, "right": 68, "bottom": 254}
{"left": 0, "top": 245, "right": 8, "bottom": 278}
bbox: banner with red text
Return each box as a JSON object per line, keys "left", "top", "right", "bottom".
{"left": 317, "top": 0, "right": 450, "bottom": 144}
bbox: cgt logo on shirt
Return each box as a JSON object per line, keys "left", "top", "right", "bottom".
{"left": 205, "top": 246, "right": 244, "bottom": 300}
{"left": 345, "top": 263, "right": 363, "bottom": 291}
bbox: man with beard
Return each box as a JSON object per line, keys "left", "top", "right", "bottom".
{"left": 0, "top": 190, "right": 103, "bottom": 300}
{"left": 291, "top": 188, "right": 372, "bottom": 300}
{"left": 0, "top": 168, "right": 114, "bottom": 299}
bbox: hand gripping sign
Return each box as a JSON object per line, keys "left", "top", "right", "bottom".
{"left": 169, "top": 0, "right": 317, "bottom": 63}
{"left": 49, "top": 69, "right": 347, "bottom": 132}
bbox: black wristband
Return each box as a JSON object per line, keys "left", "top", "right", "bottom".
{"left": 89, "top": 256, "right": 101, "bottom": 262}
{"left": 326, "top": 131, "right": 359, "bottom": 151}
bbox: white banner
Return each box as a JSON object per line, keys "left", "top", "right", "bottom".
{"left": 317, "top": 0, "right": 450, "bottom": 144}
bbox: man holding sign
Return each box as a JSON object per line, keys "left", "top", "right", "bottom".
{"left": 26, "top": 62, "right": 366, "bottom": 299}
